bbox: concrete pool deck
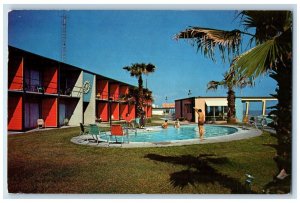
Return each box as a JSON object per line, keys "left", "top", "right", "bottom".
{"left": 71, "top": 124, "right": 263, "bottom": 148}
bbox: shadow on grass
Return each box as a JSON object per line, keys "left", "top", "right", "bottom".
{"left": 262, "top": 144, "right": 291, "bottom": 194}
{"left": 145, "top": 153, "right": 255, "bottom": 194}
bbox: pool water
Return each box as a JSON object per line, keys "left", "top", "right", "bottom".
{"left": 109, "top": 125, "right": 238, "bottom": 143}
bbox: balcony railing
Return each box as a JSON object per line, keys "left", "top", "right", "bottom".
{"left": 96, "top": 91, "right": 109, "bottom": 100}
{"left": 109, "top": 93, "right": 119, "bottom": 101}
{"left": 59, "top": 85, "right": 82, "bottom": 98}
{"left": 9, "top": 76, "right": 83, "bottom": 98}
{"left": 24, "top": 77, "right": 57, "bottom": 94}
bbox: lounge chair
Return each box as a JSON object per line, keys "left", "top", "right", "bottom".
{"left": 108, "top": 124, "right": 129, "bottom": 146}
{"left": 89, "top": 124, "right": 106, "bottom": 144}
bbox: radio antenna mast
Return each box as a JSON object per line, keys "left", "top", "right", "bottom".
{"left": 61, "top": 10, "right": 67, "bottom": 62}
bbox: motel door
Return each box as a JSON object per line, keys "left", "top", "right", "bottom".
{"left": 24, "top": 101, "right": 39, "bottom": 129}
{"left": 59, "top": 102, "right": 66, "bottom": 126}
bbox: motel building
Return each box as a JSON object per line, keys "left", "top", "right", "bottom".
{"left": 175, "top": 96, "right": 277, "bottom": 123}
{"left": 7, "top": 46, "right": 152, "bottom": 131}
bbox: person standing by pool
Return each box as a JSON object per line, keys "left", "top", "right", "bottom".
{"left": 125, "top": 113, "right": 134, "bottom": 128}
{"left": 193, "top": 107, "right": 205, "bottom": 141}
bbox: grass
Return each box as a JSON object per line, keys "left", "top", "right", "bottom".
{"left": 7, "top": 123, "right": 288, "bottom": 195}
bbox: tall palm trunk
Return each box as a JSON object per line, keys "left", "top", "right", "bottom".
{"left": 227, "top": 87, "right": 236, "bottom": 123}
{"left": 137, "top": 75, "right": 144, "bottom": 117}
{"left": 269, "top": 57, "right": 292, "bottom": 174}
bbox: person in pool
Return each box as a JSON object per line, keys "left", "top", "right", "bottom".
{"left": 193, "top": 107, "right": 205, "bottom": 141}
{"left": 174, "top": 119, "right": 180, "bottom": 128}
{"left": 162, "top": 120, "right": 168, "bottom": 129}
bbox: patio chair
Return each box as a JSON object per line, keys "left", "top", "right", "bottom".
{"left": 108, "top": 124, "right": 129, "bottom": 146}
{"left": 80, "top": 123, "right": 89, "bottom": 135}
{"left": 247, "top": 116, "right": 269, "bottom": 130}
{"left": 89, "top": 124, "right": 107, "bottom": 144}
{"left": 37, "top": 119, "right": 45, "bottom": 129}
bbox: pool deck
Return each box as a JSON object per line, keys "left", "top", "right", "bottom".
{"left": 71, "top": 124, "right": 263, "bottom": 148}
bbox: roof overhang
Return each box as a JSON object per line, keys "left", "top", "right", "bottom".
{"left": 205, "top": 99, "right": 228, "bottom": 107}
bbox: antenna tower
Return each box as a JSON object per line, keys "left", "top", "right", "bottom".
{"left": 61, "top": 11, "right": 67, "bottom": 62}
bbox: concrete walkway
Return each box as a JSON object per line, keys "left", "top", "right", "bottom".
{"left": 70, "top": 125, "right": 263, "bottom": 148}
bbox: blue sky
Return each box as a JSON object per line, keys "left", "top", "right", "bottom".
{"left": 8, "top": 10, "right": 277, "bottom": 108}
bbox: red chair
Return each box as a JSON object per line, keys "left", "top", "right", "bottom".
{"left": 108, "top": 124, "right": 129, "bottom": 146}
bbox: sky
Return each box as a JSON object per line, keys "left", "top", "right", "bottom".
{"left": 8, "top": 10, "right": 278, "bottom": 109}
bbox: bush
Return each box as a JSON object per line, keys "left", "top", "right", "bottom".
{"left": 227, "top": 117, "right": 237, "bottom": 124}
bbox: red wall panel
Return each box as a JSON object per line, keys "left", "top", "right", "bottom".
{"left": 109, "top": 84, "right": 119, "bottom": 100}
{"left": 111, "top": 103, "right": 119, "bottom": 120}
{"left": 8, "top": 95, "right": 23, "bottom": 130}
{"left": 147, "top": 106, "right": 152, "bottom": 118}
{"left": 119, "top": 86, "right": 129, "bottom": 97}
{"left": 42, "top": 98, "right": 58, "bottom": 127}
{"left": 98, "top": 80, "right": 109, "bottom": 100}
{"left": 98, "top": 102, "right": 108, "bottom": 122}
{"left": 44, "top": 67, "right": 58, "bottom": 94}
{"left": 8, "top": 58, "right": 23, "bottom": 90}
{"left": 119, "top": 104, "right": 128, "bottom": 120}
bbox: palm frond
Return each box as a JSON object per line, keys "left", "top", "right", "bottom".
{"left": 239, "top": 11, "right": 292, "bottom": 44}
{"left": 231, "top": 37, "right": 288, "bottom": 78}
{"left": 174, "top": 27, "right": 242, "bottom": 62}
{"left": 207, "top": 80, "right": 222, "bottom": 91}
{"left": 144, "top": 63, "right": 156, "bottom": 74}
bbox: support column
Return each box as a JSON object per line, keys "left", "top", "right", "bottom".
{"left": 245, "top": 101, "right": 250, "bottom": 115}
{"left": 262, "top": 100, "right": 266, "bottom": 116}
{"left": 222, "top": 106, "right": 224, "bottom": 120}
{"left": 213, "top": 106, "right": 216, "bottom": 122}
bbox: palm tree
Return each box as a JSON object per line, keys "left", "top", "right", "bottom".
{"left": 123, "top": 63, "right": 156, "bottom": 117}
{"left": 119, "top": 87, "right": 137, "bottom": 104}
{"left": 120, "top": 87, "right": 154, "bottom": 105}
{"left": 207, "top": 69, "right": 254, "bottom": 123}
{"left": 143, "top": 88, "right": 154, "bottom": 103}
{"left": 175, "top": 10, "right": 292, "bottom": 187}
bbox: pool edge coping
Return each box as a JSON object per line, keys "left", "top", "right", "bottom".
{"left": 70, "top": 124, "right": 263, "bottom": 148}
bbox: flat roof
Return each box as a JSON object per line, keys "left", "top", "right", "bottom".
{"left": 8, "top": 45, "right": 136, "bottom": 88}
{"left": 175, "top": 96, "right": 277, "bottom": 102}
{"left": 153, "top": 107, "right": 175, "bottom": 110}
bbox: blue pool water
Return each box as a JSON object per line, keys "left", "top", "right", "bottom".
{"left": 109, "top": 125, "right": 238, "bottom": 143}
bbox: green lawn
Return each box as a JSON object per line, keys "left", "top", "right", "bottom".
{"left": 7, "top": 126, "right": 285, "bottom": 194}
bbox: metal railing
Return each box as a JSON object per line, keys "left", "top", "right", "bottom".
{"left": 9, "top": 75, "right": 83, "bottom": 97}
{"left": 59, "top": 85, "right": 82, "bottom": 97}
{"left": 22, "top": 77, "right": 57, "bottom": 93}
{"left": 109, "top": 93, "right": 119, "bottom": 101}
{"left": 96, "top": 91, "right": 109, "bottom": 100}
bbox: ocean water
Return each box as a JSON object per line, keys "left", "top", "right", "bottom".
{"left": 243, "top": 109, "right": 272, "bottom": 116}
{"left": 245, "top": 110, "right": 273, "bottom": 117}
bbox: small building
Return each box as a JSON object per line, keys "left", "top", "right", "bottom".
{"left": 152, "top": 103, "right": 175, "bottom": 116}
{"left": 175, "top": 96, "right": 277, "bottom": 123}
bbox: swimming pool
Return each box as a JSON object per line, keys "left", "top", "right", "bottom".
{"left": 107, "top": 125, "right": 238, "bottom": 143}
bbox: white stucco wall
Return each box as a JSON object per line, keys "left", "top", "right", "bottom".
{"left": 68, "top": 71, "right": 83, "bottom": 126}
